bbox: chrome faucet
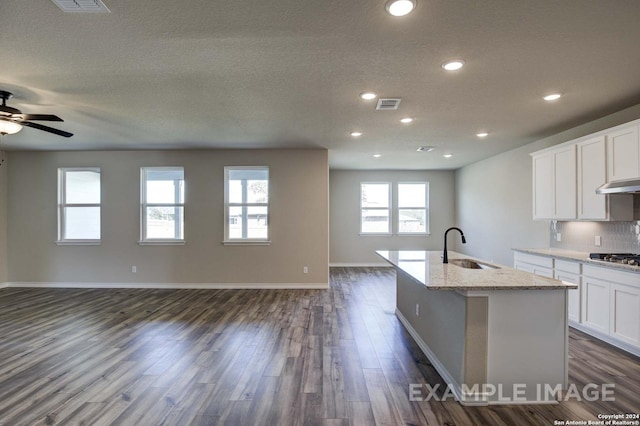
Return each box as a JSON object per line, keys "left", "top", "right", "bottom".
{"left": 443, "top": 227, "right": 466, "bottom": 263}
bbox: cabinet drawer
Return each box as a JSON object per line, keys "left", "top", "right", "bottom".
{"left": 514, "top": 252, "right": 554, "bottom": 268}
{"left": 555, "top": 260, "right": 581, "bottom": 274}
{"left": 583, "top": 264, "right": 639, "bottom": 287}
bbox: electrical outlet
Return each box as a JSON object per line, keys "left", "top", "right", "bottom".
{"left": 415, "top": 304, "right": 420, "bottom": 316}
{"left": 556, "top": 233, "right": 562, "bottom": 242}
{"left": 595, "top": 236, "right": 601, "bottom": 247}
{"left": 132, "top": 266, "right": 137, "bottom": 273}
{"left": 303, "top": 266, "right": 308, "bottom": 274}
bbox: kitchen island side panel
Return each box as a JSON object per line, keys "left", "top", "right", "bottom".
{"left": 396, "top": 269, "right": 467, "bottom": 386}
{"left": 485, "top": 289, "right": 568, "bottom": 401}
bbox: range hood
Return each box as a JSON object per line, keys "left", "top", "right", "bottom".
{"left": 596, "top": 178, "right": 640, "bottom": 194}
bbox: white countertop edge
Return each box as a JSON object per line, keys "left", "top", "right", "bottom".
{"left": 513, "top": 248, "right": 640, "bottom": 274}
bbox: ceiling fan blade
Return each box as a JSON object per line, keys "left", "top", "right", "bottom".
{"left": 21, "top": 121, "right": 73, "bottom": 138}
{"left": 14, "top": 114, "right": 64, "bottom": 122}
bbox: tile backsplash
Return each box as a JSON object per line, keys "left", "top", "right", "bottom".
{"left": 550, "top": 221, "right": 640, "bottom": 253}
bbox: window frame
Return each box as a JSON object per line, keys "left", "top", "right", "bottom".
{"left": 359, "top": 182, "right": 392, "bottom": 236}
{"left": 139, "top": 166, "right": 186, "bottom": 245}
{"left": 223, "top": 166, "right": 271, "bottom": 245}
{"left": 397, "top": 181, "right": 430, "bottom": 235}
{"left": 56, "top": 167, "right": 102, "bottom": 245}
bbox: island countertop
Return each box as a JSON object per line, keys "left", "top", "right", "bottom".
{"left": 377, "top": 250, "right": 577, "bottom": 291}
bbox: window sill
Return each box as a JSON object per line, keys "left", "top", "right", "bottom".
{"left": 56, "top": 240, "right": 101, "bottom": 246}
{"left": 222, "top": 240, "right": 271, "bottom": 246}
{"left": 398, "top": 233, "right": 430, "bottom": 236}
{"left": 359, "top": 233, "right": 393, "bottom": 237}
{"left": 138, "top": 240, "right": 186, "bottom": 246}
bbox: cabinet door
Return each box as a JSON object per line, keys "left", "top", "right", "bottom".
{"left": 555, "top": 271, "right": 580, "bottom": 323}
{"left": 577, "top": 136, "right": 607, "bottom": 220}
{"left": 554, "top": 146, "right": 576, "bottom": 219}
{"left": 532, "top": 266, "right": 554, "bottom": 278}
{"left": 607, "top": 125, "right": 640, "bottom": 181}
{"left": 581, "top": 276, "right": 610, "bottom": 334}
{"left": 532, "top": 153, "right": 554, "bottom": 219}
{"left": 514, "top": 261, "right": 533, "bottom": 273}
{"left": 610, "top": 283, "right": 640, "bottom": 348}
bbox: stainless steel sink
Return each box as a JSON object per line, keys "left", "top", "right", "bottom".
{"left": 449, "top": 259, "right": 500, "bottom": 270}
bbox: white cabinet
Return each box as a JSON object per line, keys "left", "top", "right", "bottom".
{"left": 581, "top": 275, "right": 610, "bottom": 335}
{"left": 577, "top": 136, "right": 633, "bottom": 221}
{"left": 610, "top": 283, "right": 640, "bottom": 347}
{"left": 532, "top": 152, "right": 554, "bottom": 219}
{"left": 607, "top": 125, "right": 640, "bottom": 181}
{"left": 514, "top": 252, "right": 554, "bottom": 278}
{"left": 554, "top": 260, "right": 581, "bottom": 324}
{"left": 532, "top": 145, "right": 576, "bottom": 220}
{"left": 530, "top": 119, "right": 639, "bottom": 222}
{"left": 554, "top": 146, "right": 577, "bottom": 219}
{"left": 513, "top": 251, "right": 640, "bottom": 356}
{"left": 581, "top": 264, "right": 640, "bottom": 354}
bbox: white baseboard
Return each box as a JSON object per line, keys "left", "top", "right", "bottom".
{"left": 329, "top": 262, "right": 391, "bottom": 268}
{"left": 569, "top": 322, "right": 640, "bottom": 357}
{"left": 0, "top": 282, "right": 8, "bottom": 289}
{"left": 4, "top": 282, "right": 329, "bottom": 290}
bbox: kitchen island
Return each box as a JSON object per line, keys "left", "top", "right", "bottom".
{"left": 377, "top": 250, "right": 577, "bottom": 405}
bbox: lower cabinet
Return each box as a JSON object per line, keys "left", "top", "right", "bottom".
{"left": 580, "top": 265, "right": 640, "bottom": 351}
{"left": 610, "top": 282, "right": 640, "bottom": 347}
{"left": 515, "top": 251, "right": 640, "bottom": 356}
{"left": 513, "top": 252, "right": 554, "bottom": 277}
{"left": 554, "top": 261, "right": 581, "bottom": 324}
{"left": 581, "top": 275, "right": 610, "bottom": 335}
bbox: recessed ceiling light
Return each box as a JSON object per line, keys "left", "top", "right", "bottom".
{"left": 350, "top": 131, "right": 363, "bottom": 137}
{"left": 442, "top": 59, "right": 465, "bottom": 71}
{"left": 543, "top": 93, "right": 562, "bottom": 101}
{"left": 360, "top": 92, "right": 377, "bottom": 100}
{"left": 373, "top": 154, "right": 382, "bottom": 158}
{"left": 443, "top": 154, "right": 453, "bottom": 158}
{"left": 476, "top": 132, "right": 489, "bottom": 138}
{"left": 386, "top": 0, "right": 416, "bottom": 17}
{"left": 400, "top": 117, "right": 414, "bottom": 124}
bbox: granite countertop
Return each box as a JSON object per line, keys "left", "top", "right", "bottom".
{"left": 376, "top": 250, "right": 577, "bottom": 291}
{"left": 513, "top": 248, "right": 640, "bottom": 274}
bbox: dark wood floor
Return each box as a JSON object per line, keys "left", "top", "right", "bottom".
{"left": 0, "top": 268, "right": 638, "bottom": 425}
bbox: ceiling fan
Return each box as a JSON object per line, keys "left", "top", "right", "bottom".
{"left": 0, "top": 90, "right": 73, "bottom": 137}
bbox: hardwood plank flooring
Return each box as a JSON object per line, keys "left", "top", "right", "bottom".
{"left": 0, "top": 268, "right": 639, "bottom": 425}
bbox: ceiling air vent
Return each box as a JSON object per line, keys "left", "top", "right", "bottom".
{"left": 417, "top": 146, "right": 436, "bottom": 152}
{"left": 51, "top": 0, "right": 110, "bottom": 13}
{"left": 375, "top": 98, "right": 402, "bottom": 110}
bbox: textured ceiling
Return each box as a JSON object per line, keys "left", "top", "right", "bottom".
{"left": 1, "top": 0, "right": 640, "bottom": 169}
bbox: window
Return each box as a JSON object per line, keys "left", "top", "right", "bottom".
{"left": 140, "top": 167, "right": 185, "bottom": 243}
{"left": 224, "top": 167, "right": 269, "bottom": 243}
{"left": 398, "top": 182, "right": 429, "bottom": 234}
{"left": 360, "top": 183, "right": 391, "bottom": 234}
{"left": 57, "top": 168, "right": 101, "bottom": 244}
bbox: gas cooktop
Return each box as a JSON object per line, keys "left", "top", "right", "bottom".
{"left": 589, "top": 253, "right": 640, "bottom": 267}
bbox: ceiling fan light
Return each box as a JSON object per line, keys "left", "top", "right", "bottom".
{"left": 0, "top": 120, "right": 23, "bottom": 135}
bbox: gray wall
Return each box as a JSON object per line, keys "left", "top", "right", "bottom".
{"left": 0, "top": 160, "right": 7, "bottom": 283}
{"left": 7, "top": 149, "right": 329, "bottom": 285}
{"left": 456, "top": 104, "right": 640, "bottom": 266}
{"left": 330, "top": 170, "right": 456, "bottom": 265}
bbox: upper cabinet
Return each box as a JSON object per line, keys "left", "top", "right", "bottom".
{"left": 531, "top": 119, "right": 639, "bottom": 221}
{"left": 607, "top": 125, "right": 640, "bottom": 181}
{"left": 532, "top": 145, "right": 576, "bottom": 220}
{"left": 577, "top": 136, "right": 633, "bottom": 221}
